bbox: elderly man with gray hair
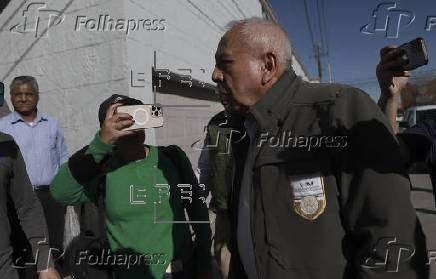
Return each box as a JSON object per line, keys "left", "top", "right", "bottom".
{"left": 210, "top": 17, "right": 428, "bottom": 279}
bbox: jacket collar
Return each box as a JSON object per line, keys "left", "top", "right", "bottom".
{"left": 248, "top": 69, "right": 300, "bottom": 133}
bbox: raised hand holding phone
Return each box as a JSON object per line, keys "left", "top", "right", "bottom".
{"left": 115, "top": 104, "right": 163, "bottom": 131}
{"left": 99, "top": 103, "right": 136, "bottom": 145}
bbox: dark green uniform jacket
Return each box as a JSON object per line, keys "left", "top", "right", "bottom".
{"left": 206, "top": 111, "right": 244, "bottom": 213}
{"left": 228, "top": 70, "right": 428, "bottom": 279}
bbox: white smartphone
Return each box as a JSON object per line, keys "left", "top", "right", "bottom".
{"left": 115, "top": 104, "right": 163, "bottom": 130}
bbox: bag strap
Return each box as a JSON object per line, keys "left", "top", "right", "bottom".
{"left": 94, "top": 153, "right": 113, "bottom": 239}
{"left": 78, "top": 151, "right": 112, "bottom": 240}
{"left": 160, "top": 145, "right": 184, "bottom": 180}
{"left": 160, "top": 145, "right": 196, "bottom": 209}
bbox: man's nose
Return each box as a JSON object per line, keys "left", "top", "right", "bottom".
{"left": 212, "top": 66, "right": 223, "bottom": 83}
{"left": 18, "top": 95, "right": 26, "bottom": 102}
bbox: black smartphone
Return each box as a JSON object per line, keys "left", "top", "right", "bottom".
{"left": 0, "top": 82, "right": 3, "bottom": 107}
{"left": 397, "top": 38, "right": 429, "bottom": 71}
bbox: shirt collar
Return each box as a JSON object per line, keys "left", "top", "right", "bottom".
{"left": 244, "top": 117, "right": 257, "bottom": 141}
{"left": 11, "top": 110, "right": 47, "bottom": 125}
{"left": 248, "top": 69, "right": 300, "bottom": 133}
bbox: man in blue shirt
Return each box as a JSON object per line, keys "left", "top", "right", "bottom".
{"left": 0, "top": 76, "right": 69, "bottom": 276}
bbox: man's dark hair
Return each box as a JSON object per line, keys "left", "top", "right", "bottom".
{"left": 98, "top": 94, "right": 143, "bottom": 126}
{"left": 10, "top": 76, "right": 39, "bottom": 93}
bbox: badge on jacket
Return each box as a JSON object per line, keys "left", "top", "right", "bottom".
{"left": 289, "top": 175, "right": 326, "bottom": 220}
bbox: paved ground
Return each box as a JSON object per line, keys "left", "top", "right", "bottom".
{"left": 410, "top": 174, "right": 436, "bottom": 278}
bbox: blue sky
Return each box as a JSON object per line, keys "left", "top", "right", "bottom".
{"left": 268, "top": 0, "right": 436, "bottom": 101}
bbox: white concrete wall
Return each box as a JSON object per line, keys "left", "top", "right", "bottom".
{"left": 0, "top": 0, "right": 128, "bottom": 153}
{"left": 292, "top": 54, "right": 311, "bottom": 82}
{"left": 123, "top": 0, "right": 265, "bottom": 165}
{"left": 0, "top": 0, "right": 311, "bottom": 165}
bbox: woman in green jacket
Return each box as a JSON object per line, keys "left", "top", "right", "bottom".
{"left": 50, "top": 95, "right": 212, "bottom": 279}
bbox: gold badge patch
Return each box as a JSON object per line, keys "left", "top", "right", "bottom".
{"left": 289, "top": 175, "right": 326, "bottom": 220}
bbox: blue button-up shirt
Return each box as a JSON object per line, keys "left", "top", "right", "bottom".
{"left": 0, "top": 111, "right": 69, "bottom": 187}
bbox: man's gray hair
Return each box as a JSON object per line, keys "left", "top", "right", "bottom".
{"left": 10, "top": 76, "right": 39, "bottom": 93}
{"left": 225, "top": 17, "right": 292, "bottom": 67}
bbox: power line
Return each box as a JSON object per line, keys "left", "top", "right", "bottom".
{"left": 320, "top": 0, "right": 329, "bottom": 54}
{"left": 315, "top": 0, "right": 331, "bottom": 82}
{"left": 316, "top": 0, "right": 324, "bottom": 48}
{"left": 312, "top": 0, "right": 320, "bottom": 45}
{"left": 302, "top": 0, "right": 329, "bottom": 81}
{"left": 302, "top": 0, "right": 315, "bottom": 46}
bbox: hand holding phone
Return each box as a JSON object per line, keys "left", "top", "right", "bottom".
{"left": 115, "top": 104, "right": 163, "bottom": 131}
{"left": 396, "top": 37, "right": 429, "bottom": 71}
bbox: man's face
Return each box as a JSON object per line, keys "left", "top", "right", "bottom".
{"left": 11, "top": 83, "right": 39, "bottom": 115}
{"left": 212, "top": 30, "right": 263, "bottom": 115}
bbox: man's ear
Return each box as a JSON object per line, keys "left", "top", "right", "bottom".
{"left": 261, "top": 51, "right": 278, "bottom": 85}
{"left": 10, "top": 87, "right": 15, "bottom": 101}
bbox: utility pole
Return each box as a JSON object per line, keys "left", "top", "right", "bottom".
{"left": 310, "top": 44, "right": 327, "bottom": 82}
{"left": 328, "top": 63, "right": 332, "bottom": 83}
{"left": 316, "top": 45, "right": 322, "bottom": 81}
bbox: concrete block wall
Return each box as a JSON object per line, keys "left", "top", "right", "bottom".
{"left": 123, "top": 0, "right": 266, "bottom": 166}
{"left": 0, "top": 0, "right": 312, "bottom": 169}
{"left": 0, "top": 0, "right": 128, "bottom": 153}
